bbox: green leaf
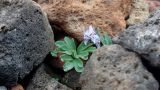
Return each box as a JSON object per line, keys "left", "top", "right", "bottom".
{"left": 60, "top": 54, "right": 74, "bottom": 62}
{"left": 64, "top": 37, "right": 76, "bottom": 50}
{"left": 101, "top": 34, "right": 112, "bottom": 45}
{"left": 63, "top": 61, "right": 74, "bottom": 72}
{"left": 75, "top": 65, "right": 84, "bottom": 72}
{"left": 75, "top": 66, "right": 84, "bottom": 72}
{"left": 73, "top": 50, "right": 79, "bottom": 59}
{"left": 77, "top": 42, "right": 93, "bottom": 53}
{"left": 50, "top": 50, "right": 57, "bottom": 57}
{"left": 73, "top": 59, "right": 84, "bottom": 72}
{"left": 77, "top": 42, "right": 95, "bottom": 60}
{"left": 55, "top": 41, "right": 65, "bottom": 48}
{"left": 59, "top": 45, "right": 72, "bottom": 55}
{"left": 84, "top": 47, "right": 96, "bottom": 53}
{"left": 78, "top": 51, "right": 89, "bottom": 60}
{"left": 73, "top": 59, "right": 83, "bottom": 67}
{"left": 81, "top": 55, "right": 88, "bottom": 60}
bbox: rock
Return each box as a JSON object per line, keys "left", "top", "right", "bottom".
{"left": 127, "top": 0, "right": 149, "bottom": 25}
{"left": 145, "top": 0, "right": 160, "bottom": 12}
{"left": 0, "top": 86, "right": 7, "bottom": 90}
{"left": 0, "top": 0, "right": 54, "bottom": 88}
{"left": 26, "top": 64, "right": 72, "bottom": 90}
{"left": 33, "top": 0, "right": 49, "bottom": 4}
{"left": 61, "top": 70, "right": 81, "bottom": 90}
{"left": 113, "top": 9, "right": 160, "bottom": 67}
{"left": 80, "top": 45, "right": 159, "bottom": 90}
{"left": 11, "top": 84, "right": 24, "bottom": 90}
{"left": 36, "top": 0, "right": 132, "bottom": 41}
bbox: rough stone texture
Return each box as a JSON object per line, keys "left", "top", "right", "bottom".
{"left": 145, "top": 0, "right": 160, "bottom": 12}
{"left": 113, "top": 9, "right": 160, "bottom": 67}
{"left": 26, "top": 64, "right": 72, "bottom": 90}
{"left": 0, "top": 0, "right": 54, "bottom": 88}
{"left": 0, "top": 86, "right": 7, "bottom": 90}
{"left": 61, "top": 70, "right": 81, "bottom": 90}
{"left": 36, "top": 0, "right": 132, "bottom": 41}
{"left": 33, "top": 0, "right": 49, "bottom": 4}
{"left": 11, "top": 84, "right": 24, "bottom": 90}
{"left": 127, "top": 0, "right": 149, "bottom": 25}
{"left": 80, "top": 45, "right": 159, "bottom": 90}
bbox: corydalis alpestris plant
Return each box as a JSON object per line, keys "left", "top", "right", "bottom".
{"left": 51, "top": 37, "right": 96, "bottom": 72}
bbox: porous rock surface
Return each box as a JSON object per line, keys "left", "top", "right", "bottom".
{"left": 0, "top": 0, "right": 54, "bottom": 87}
{"left": 145, "top": 0, "right": 160, "bottom": 12}
{"left": 113, "top": 9, "right": 160, "bottom": 67}
{"left": 127, "top": 0, "right": 149, "bottom": 25}
{"left": 80, "top": 45, "right": 159, "bottom": 90}
{"left": 36, "top": 0, "right": 132, "bottom": 41}
{"left": 26, "top": 64, "right": 72, "bottom": 90}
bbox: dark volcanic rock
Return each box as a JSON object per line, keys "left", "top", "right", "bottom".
{"left": 61, "top": 70, "right": 81, "bottom": 90}
{"left": 26, "top": 64, "right": 72, "bottom": 90}
{"left": 113, "top": 9, "right": 160, "bottom": 67}
{"left": 0, "top": 0, "right": 54, "bottom": 88}
{"left": 80, "top": 45, "right": 159, "bottom": 90}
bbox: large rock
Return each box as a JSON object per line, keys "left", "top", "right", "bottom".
{"left": 80, "top": 45, "right": 159, "bottom": 90}
{"left": 36, "top": 0, "right": 132, "bottom": 41}
{"left": 127, "top": 0, "right": 149, "bottom": 25}
{"left": 0, "top": 0, "right": 54, "bottom": 88}
{"left": 113, "top": 9, "right": 160, "bottom": 67}
{"left": 26, "top": 64, "right": 72, "bottom": 90}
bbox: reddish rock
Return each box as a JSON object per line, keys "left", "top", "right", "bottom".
{"left": 11, "top": 84, "right": 24, "bottom": 90}
{"left": 36, "top": 0, "right": 132, "bottom": 41}
{"left": 145, "top": 0, "right": 160, "bottom": 12}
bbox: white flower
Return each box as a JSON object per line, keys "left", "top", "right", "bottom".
{"left": 83, "top": 25, "right": 100, "bottom": 48}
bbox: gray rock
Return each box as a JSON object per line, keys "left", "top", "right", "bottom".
{"left": 127, "top": 0, "right": 149, "bottom": 25}
{"left": 33, "top": 0, "right": 49, "bottom": 4}
{"left": 0, "top": 86, "right": 7, "bottom": 90}
{"left": 113, "top": 9, "right": 160, "bottom": 67}
{"left": 26, "top": 64, "right": 72, "bottom": 90}
{"left": 0, "top": 0, "right": 54, "bottom": 88}
{"left": 61, "top": 70, "right": 81, "bottom": 90}
{"left": 80, "top": 45, "right": 159, "bottom": 90}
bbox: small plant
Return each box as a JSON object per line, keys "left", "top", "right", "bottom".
{"left": 51, "top": 37, "right": 96, "bottom": 72}
{"left": 95, "top": 28, "right": 112, "bottom": 46}
{"left": 100, "top": 33, "right": 112, "bottom": 45}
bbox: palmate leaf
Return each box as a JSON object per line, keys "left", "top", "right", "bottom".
{"left": 75, "top": 66, "right": 84, "bottom": 72}
{"left": 55, "top": 41, "right": 73, "bottom": 55}
{"left": 64, "top": 37, "right": 76, "bottom": 50}
{"left": 50, "top": 50, "right": 57, "bottom": 57}
{"left": 77, "top": 42, "right": 96, "bottom": 60}
{"left": 63, "top": 61, "right": 74, "bottom": 72}
{"left": 77, "top": 42, "right": 93, "bottom": 53}
{"left": 73, "top": 59, "right": 84, "bottom": 72}
{"left": 85, "top": 47, "right": 96, "bottom": 53}
{"left": 60, "top": 54, "right": 74, "bottom": 62}
{"left": 73, "top": 59, "right": 83, "bottom": 67}
{"left": 77, "top": 51, "right": 89, "bottom": 60}
{"left": 55, "top": 41, "right": 65, "bottom": 48}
